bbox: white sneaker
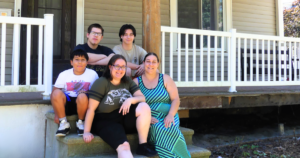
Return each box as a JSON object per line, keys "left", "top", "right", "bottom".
{"left": 76, "top": 120, "right": 84, "bottom": 136}
{"left": 56, "top": 119, "right": 71, "bottom": 137}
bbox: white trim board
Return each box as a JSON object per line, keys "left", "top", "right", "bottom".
{"left": 76, "top": 0, "right": 84, "bottom": 45}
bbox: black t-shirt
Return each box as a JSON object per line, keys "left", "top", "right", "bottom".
{"left": 73, "top": 43, "right": 114, "bottom": 77}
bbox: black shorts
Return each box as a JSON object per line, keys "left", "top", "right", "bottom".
{"left": 65, "top": 93, "right": 89, "bottom": 116}
{"left": 91, "top": 103, "right": 139, "bottom": 150}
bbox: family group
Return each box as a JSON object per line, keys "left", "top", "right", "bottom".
{"left": 50, "top": 23, "right": 191, "bottom": 158}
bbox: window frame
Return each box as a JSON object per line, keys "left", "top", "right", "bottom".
{"left": 169, "top": 0, "right": 232, "bottom": 51}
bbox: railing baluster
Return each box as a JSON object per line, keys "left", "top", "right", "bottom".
{"left": 256, "top": 39, "right": 259, "bottom": 81}
{"left": 279, "top": 41, "right": 282, "bottom": 81}
{"left": 161, "top": 32, "right": 165, "bottom": 74}
{"left": 289, "top": 41, "right": 292, "bottom": 81}
{"left": 38, "top": 25, "right": 43, "bottom": 85}
{"left": 207, "top": 35, "right": 211, "bottom": 81}
{"left": 13, "top": 24, "right": 21, "bottom": 85}
{"left": 170, "top": 32, "right": 173, "bottom": 78}
{"left": 1, "top": 23, "right": 6, "bottom": 86}
{"left": 177, "top": 33, "right": 181, "bottom": 81}
{"left": 298, "top": 43, "right": 300, "bottom": 81}
{"left": 284, "top": 42, "right": 287, "bottom": 81}
{"left": 227, "top": 37, "right": 231, "bottom": 81}
{"left": 262, "top": 40, "right": 265, "bottom": 81}
{"left": 294, "top": 42, "right": 297, "bottom": 81}
{"left": 250, "top": 39, "right": 253, "bottom": 81}
{"left": 200, "top": 35, "right": 204, "bottom": 81}
{"left": 237, "top": 37, "right": 241, "bottom": 81}
{"left": 214, "top": 36, "right": 217, "bottom": 81}
{"left": 185, "top": 33, "right": 188, "bottom": 81}
{"left": 273, "top": 40, "right": 276, "bottom": 81}
{"left": 244, "top": 38, "right": 247, "bottom": 81}
{"left": 268, "top": 40, "right": 270, "bottom": 81}
{"left": 26, "top": 24, "right": 31, "bottom": 85}
{"left": 193, "top": 34, "right": 196, "bottom": 82}
{"left": 221, "top": 36, "right": 224, "bottom": 82}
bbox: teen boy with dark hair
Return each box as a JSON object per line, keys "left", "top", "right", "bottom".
{"left": 113, "top": 24, "right": 147, "bottom": 77}
{"left": 51, "top": 49, "right": 99, "bottom": 136}
{"left": 74, "top": 23, "right": 115, "bottom": 77}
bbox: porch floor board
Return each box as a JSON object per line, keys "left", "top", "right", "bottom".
{"left": 1, "top": 86, "right": 300, "bottom": 106}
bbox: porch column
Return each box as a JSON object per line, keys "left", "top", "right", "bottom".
{"left": 142, "top": 0, "right": 161, "bottom": 58}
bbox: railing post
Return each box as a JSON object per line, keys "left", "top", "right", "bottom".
{"left": 228, "top": 29, "right": 237, "bottom": 92}
{"left": 42, "top": 14, "right": 54, "bottom": 100}
{"left": 12, "top": 23, "right": 20, "bottom": 85}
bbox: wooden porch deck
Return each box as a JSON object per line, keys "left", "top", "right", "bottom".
{"left": 1, "top": 86, "right": 300, "bottom": 109}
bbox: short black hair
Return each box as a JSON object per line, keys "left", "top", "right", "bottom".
{"left": 70, "top": 49, "right": 89, "bottom": 61}
{"left": 88, "top": 23, "right": 104, "bottom": 36}
{"left": 144, "top": 52, "right": 159, "bottom": 63}
{"left": 102, "top": 54, "right": 129, "bottom": 83}
{"left": 119, "top": 24, "right": 136, "bottom": 43}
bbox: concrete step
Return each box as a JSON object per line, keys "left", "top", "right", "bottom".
{"left": 69, "top": 145, "right": 210, "bottom": 158}
{"left": 45, "top": 111, "right": 210, "bottom": 158}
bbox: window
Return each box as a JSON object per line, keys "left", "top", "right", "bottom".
{"left": 178, "top": 0, "right": 223, "bottom": 48}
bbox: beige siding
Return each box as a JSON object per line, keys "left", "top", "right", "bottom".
{"left": 84, "top": 0, "right": 170, "bottom": 49}
{"left": 232, "top": 0, "right": 276, "bottom": 35}
{"left": 0, "top": 0, "right": 14, "bottom": 85}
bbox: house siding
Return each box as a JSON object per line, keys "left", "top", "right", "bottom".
{"left": 232, "top": 0, "right": 276, "bottom": 35}
{"left": 0, "top": 0, "right": 14, "bottom": 85}
{"left": 84, "top": 0, "right": 170, "bottom": 49}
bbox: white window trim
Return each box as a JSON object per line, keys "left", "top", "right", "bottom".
{"left": 76, "top": 0, "right": 84, "bottom": 45}
{"left": 275, "top": 0, "right": 284, "bottom": 37}
{"left": 14, "top": 0, "right": 21, "bottom": 17}
{"left": 169, "top": 0, "right": 232, "bottom": 50}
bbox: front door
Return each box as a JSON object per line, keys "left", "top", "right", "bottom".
{"left": 20, "top": 0, "right": 77, "bottom": 84}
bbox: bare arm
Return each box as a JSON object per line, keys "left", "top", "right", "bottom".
{"left": 119, "top": 90, "right": 145, "bottom": 115}
{"left": 163, "top": 74, "right": 180, "bottom": 127}
{"left": 83, "top": 98, "right": 99, "bottom": 143}
{"left": 127, "top": 62, "right": 140, "bottom": 70}
{"left": 87, "top": 53, "right": 107, "bottom": 63}
{"left": 88, "top": 53, "right": 115, "bottom": 66}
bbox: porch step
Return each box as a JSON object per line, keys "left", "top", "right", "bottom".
{"left": 69, "top": 145, "right": 210, "bottom": 158}
{"left": 45, "top": 111, "right": 211, "bottom": 158}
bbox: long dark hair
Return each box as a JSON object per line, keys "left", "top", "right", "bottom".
{"left": 143, "top": 52, "right": 160, "bottom": 63}
{"left": 119, "top": 24, "right": 136, "bottom": 43}
{"left": 102, "top": 54, "right": 129, "bottom": 83}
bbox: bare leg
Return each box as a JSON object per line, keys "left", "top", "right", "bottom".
{"left": 76, "top": 93, "right": 88, "bottom": 120}
{"left": 51, "top": 89, "right": 67, "bottom": 119}
{"left": 135, "top": 102, "right": 151, "bottom": 144}
{"left": 116, "top": 142, "right": 133, "bottom": 158}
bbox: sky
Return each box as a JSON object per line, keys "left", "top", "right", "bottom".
{"left": 283, "top": 0, "right": 296, "bottom": 9}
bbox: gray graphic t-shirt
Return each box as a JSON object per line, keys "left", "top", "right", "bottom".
{"left": 89, "top": 77, "right": 140, "bottom": 113}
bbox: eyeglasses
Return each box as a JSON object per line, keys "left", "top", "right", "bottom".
{"left": 90, "top": 31, "right": 102, "bottom": 37}
{"left": 145, "top": 60, "right": 157, "bottom": 65}
{"left": 112, "top": 65, "right": 127, "bottom": 70}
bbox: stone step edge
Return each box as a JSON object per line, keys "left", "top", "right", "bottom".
{"left": 69, "top": 145, "right": 211, "bottom": 158}
{"left": 46, "top": 111, "right": 194, "bottom": 137}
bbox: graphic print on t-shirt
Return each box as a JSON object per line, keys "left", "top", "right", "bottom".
{"left": 104, "top": 88, "right": 133, "bottom": 105}
{"left": 66, "top": 81, "right": 90, "bottom": 93}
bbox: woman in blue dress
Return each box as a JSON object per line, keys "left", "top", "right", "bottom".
{"left": 133, "top": 53, "right": 191, "bottom": 158}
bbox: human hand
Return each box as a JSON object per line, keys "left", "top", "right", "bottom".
{"left": 151, "top": 117, "right": 159, "bottom": 124}
{"left": 119, "top": 98, "right": 132, "bottom": 115}
{"left": 135, "top": 64, "right": 145, "bottom": 76}
{"left": 164, "top": 114, "right": 175, "bottom": 128}
{"left": 77, "top": 89, "right": 87, "bottom": 95}
{"left": 83, "top": 132, "right": 94, "bottom": 143}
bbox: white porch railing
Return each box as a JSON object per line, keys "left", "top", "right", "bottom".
{"left": 0, "top": 14, "right": 53, "bottom": 99}
{"left": 161, "top": 26, "right": 300, "bottom": 92}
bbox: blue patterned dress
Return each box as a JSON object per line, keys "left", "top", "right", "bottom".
{"left": 138, "top": 74, "right": 191, "bottom": 158}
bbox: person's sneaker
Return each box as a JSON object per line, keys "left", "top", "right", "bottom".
{"left": 136, "top": 143, "right": 157, "bottom": 157}
{"left": 76, "top": 119, "right": 84, "bottom": 136}
{"left": 56, "top": 119, "right": 70, "bottom": 137}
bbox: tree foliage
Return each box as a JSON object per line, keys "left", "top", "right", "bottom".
{"left": 284, "top": 0, "right": 300, "bottom": 37}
